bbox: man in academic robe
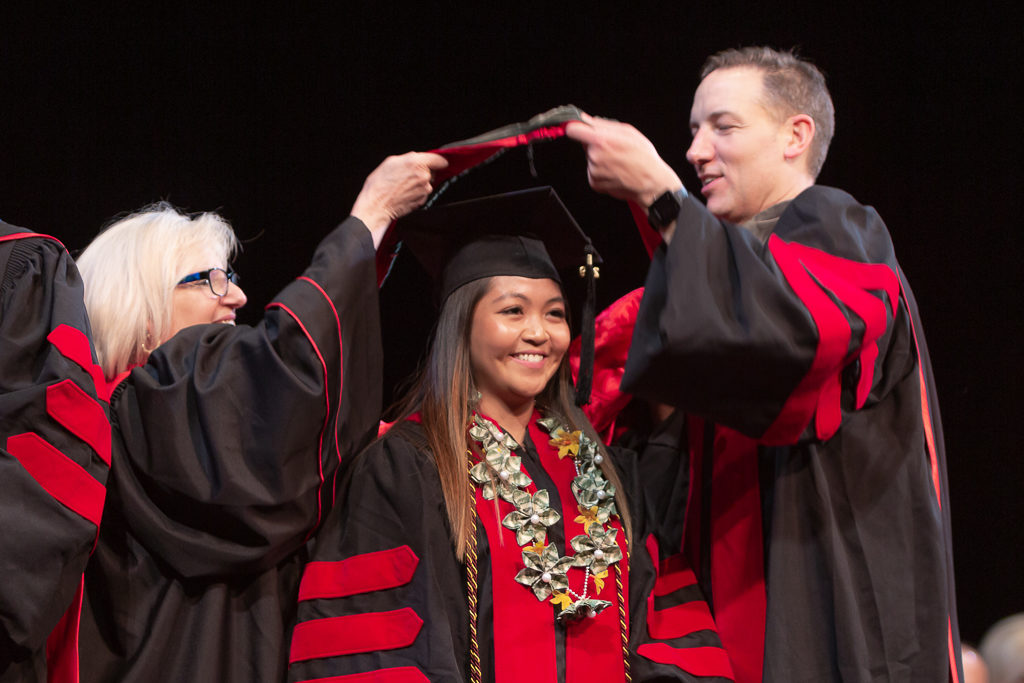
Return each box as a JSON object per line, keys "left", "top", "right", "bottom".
{"left": 1, "top": 221, "right": 111, "bottom": 683}
{"left": 567, "top": 46, "right": 961, "bottom": 683}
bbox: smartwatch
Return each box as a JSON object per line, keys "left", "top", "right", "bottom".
{"left": 647, "top": 188, "right": 686, "bottom": 230}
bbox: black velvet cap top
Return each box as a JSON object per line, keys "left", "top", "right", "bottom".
{"left": 391, "top": 186, "right": 601, "bottom": 405}
{"left": 394, "top": 187, "right": 600, "bottom": 303}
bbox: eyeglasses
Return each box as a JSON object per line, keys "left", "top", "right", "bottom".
{"left": 176, "top": 267, "right": 239, "bottom": 297}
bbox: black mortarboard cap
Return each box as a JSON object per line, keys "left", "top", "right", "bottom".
{"left": 392, "top": 187, "right": 601, "bottom": 405}
{"left": 395, "top": 187, "right": 598, "bottom": 300}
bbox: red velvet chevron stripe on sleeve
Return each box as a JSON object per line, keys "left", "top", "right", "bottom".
{"left": 642, "top": 536, "right": 735, "bottom": 678}
{"left": 298, "top": 545, "right": 418, "bottom": 601}
{"left": 46, "top": 380, "right": 111, "bottom": 466}
{"left": 292, "top": 666, "right": 429, "bottom": 683}
{"left": 763, "top": 235, "right": 900, "bottom": 444}
{"left": 5, "top": 432, "right": 105, "bottom": 527}
{"left": 47, "top": 324, "right": 110, "bottom": 402}
{"left": 636, "top": 643, "right": 736, "bottom": 678}
{"left": 289, "top": 609, "right": 424, "bottom": 663}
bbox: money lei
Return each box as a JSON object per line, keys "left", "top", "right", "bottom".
{"left": 467, "top": 414, "right": 623, "bottom": 625}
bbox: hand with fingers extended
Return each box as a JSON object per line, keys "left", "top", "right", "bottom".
{"left": 565, "top": 112, "right": 682, "bottom": 208}
{"left": 351, "top": 152, "right": 450, "bottom": 245}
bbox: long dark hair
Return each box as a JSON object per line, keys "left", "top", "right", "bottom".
{"left": 388, "top": 277, "right": 632, "bottom": 561}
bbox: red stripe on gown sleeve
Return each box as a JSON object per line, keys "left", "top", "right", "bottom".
{"left": 780, "top": 245, "right": 898, "bottom": 411}
{"left": 296, "top": 275, "right": 346, "bottom": 503}
{"left": 298, "top": 546, "right": 418, "bottom": 601}
{"left": 47, "top": 324, "right": 109, "bottom": 402}
{"left": 652, "top": 555, "right": 698, "bottom": 596}
{"left": 289, "top": 609, "right": 423, "bottom": 663}
{"left": 265, "top": 301, "right": 331, "bottom": 537}
{"left": 644, "top": 537, "right": 718, "bottom": 641}
{"left": 764, "top": 236, "right": 851, "bottom": 443}
{"left": 6, "top": 432, "right": 105, "bottom": 526}
{"left": 637, "top": 643, "right": 735, "bottom": 678}
{"left": 764, "top": 237, "right": 902, "bottom": 443}
{"left": 46, "top": 379, "right": 111, "bottom": 466}
{"left": 293, "top": 667, "right": 429, "bottom": 683}
{"left": 648, "top": 599, "right": 719, "bottom": 640}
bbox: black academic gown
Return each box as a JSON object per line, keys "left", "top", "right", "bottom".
{"left": 289, "top": 419, "right": 735, "bottom": 683}
{"left": 622, "top": 186, "right": 961, "bottom": 682}
{"left": 1, "top": 223, "right": 110, "bottom": 683}
{"left": 77, "top": 217, "right": 382, "bottom": 683}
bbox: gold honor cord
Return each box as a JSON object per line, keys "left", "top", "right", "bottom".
{"left": 466, "top": 450, "right": 482, "bottom": 683}
{"left": 617, "top": 550, "right": 631, "bottom": 681}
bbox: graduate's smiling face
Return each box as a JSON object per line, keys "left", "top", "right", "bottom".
{"left": 686, "top": 67, "right": 796, "bottom": 223}
{"left": 469, "top": 276, "right": 570, "bottom": 417}
{"left": 167, "top": 246, "right": 247, "bottom": 340}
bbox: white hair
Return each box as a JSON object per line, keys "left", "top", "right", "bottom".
{"left": 77, "top": 202, "right": 239, "bottom": 379}
{"left": 981, "top": 613, "right": 1024, "bottom": 683}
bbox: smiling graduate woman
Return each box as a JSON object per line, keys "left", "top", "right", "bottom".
{"left": 287, "top": 188, "right": 734, "bottom": 683}
{"left": 72, "top": 151, "right": 448, "bottom": 683}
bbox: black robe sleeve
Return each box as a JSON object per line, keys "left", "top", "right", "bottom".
{"left": 0, "top": 225, "right": 110, "bottom": 679}
{"left": 108, "top": 215, "right": 382, "bottom": 578}
{"left": 622, "top": 186, "right": 911, "bottom": 445}
{"left": 288, "top": 426, "right": 468, "bottom": 683}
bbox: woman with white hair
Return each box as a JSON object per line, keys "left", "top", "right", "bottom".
{"left": 78, "top": 204, "right": 249, "bottom": 379}
{"left": 73, "top": 151, "right": 447, "bottom": 683}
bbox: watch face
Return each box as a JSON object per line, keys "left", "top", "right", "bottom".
{"left": 649, "top": 190, "right": 681, "bottom": 229}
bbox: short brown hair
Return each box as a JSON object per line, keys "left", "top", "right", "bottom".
{"left": 702, "top": 46, "right": 835, "bottom": 178}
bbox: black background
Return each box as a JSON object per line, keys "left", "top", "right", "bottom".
{"left": 2, "top": 4, "right": 1019, "bottom": 644}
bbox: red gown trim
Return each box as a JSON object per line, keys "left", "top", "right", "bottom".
{"left": 47, "top": 324, "right": 110, "bottom": 402}
{"left": 647, "top": 599, "right": 718, "bottom": 640}
{"left": 651, "top": 553, "right": 698, "bottom": 596}
{"left": 473, "top": 421, "right": 557, "bottom": 683}
{"left": 265, "top": 301, "right": 331, "bottom": 539}
{"left": 296, "top": 275, "right": 346, "bottom": 504}
{"left": 289, "top": 608, "right": 424, "bottom": 663}
{"left": 0, "top": 232, "right": 65, "bottom": 248}
{"left": 293, "top": 666, "right": 429, "bottom": 683}
{"left": 45, "top": 576, "right": 85, "bottom": 683}
{"left": 471, "top": 412, "right": 630, "bottom": 683}
{"left": 764, "top": 236, "right": 900, "bottom": 443}
{"left": 298, "top": 546, "right": 419, "bottom": 601}
{"left": 46, "top": 379, "right": 111, "bottom": 466}
{"left": 636, "top": 643, "right": 737, "bottom": 678}
{"left": 898, "top": 282, "right": 959, "bottom": 682}
{"left": 5, "top": 432, "right": 105, "bottom": 527}
{"left": 709, "top": 427, "right": 765, "bottom": 683}
{"left": 763, "top": 236, "right": 852, "bottom": 442}
{"left": 645, "top": 537, "right": 719, "bottom": 641}
{"left": 527, "top": 417, "right": 629, "bottom": 683}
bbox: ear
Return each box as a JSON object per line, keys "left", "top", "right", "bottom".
{"left": 782, "top": 114, "right": 815, "bottom": 164}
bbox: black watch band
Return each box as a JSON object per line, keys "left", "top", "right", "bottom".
{"left": 647, "top": 188, "right": 685, "bottom": 230}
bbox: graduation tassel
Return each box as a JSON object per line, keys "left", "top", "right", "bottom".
{"left": 576, "top": 243, "right": 599, "bottom": 406}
